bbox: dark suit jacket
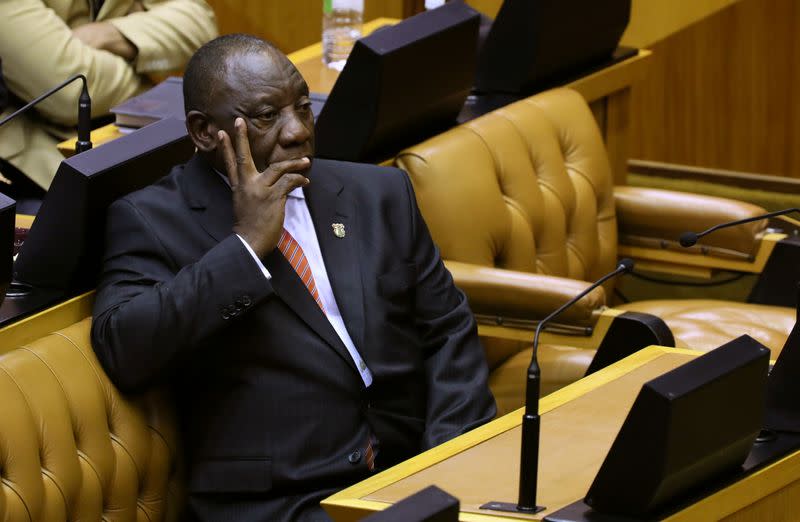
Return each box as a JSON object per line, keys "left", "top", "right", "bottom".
{"left": 91, "top": 155, "right": 496, "bottom": 521}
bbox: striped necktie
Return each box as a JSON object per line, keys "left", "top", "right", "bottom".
{"left": 366, "top": 434, "right": 378, "bottom": 471}
{"left": 277, "top": 228, "right": 325, "bottom": 312}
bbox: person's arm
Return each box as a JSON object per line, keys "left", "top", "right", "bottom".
{"left": 106, "top": 0, "right": 217, "bottom": 73}
{"left": 91, "top": 197, "right": 276, "bottom": 393}
{"left": 93, "top": 123, "right": 310, "bottom": 392}
{"left": 0, "top": 0, "right": 145, "bottom": 124}
{"left": 397, "top": 171, "right": 497, "bottom": 449}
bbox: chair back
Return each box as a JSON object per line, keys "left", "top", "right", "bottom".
{"left": 0, "top": 318, "right": 180, "bottom": 521}
{"left": 395, "top": 88, "right": 618, "bottom": 283}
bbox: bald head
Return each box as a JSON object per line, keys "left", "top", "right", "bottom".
{"left": 183, "top": 34, "right": 287, "bottom": 115}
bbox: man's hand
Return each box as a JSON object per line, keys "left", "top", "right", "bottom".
{"left": 219, "top": 118, "right": 310, "bottom": 258}
{"left": 72, "top": 21, "right": 138, "bottom": 61}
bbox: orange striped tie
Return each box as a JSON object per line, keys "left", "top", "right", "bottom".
{"left": 366, "top": 434, "right": 378, "bottom": 471}
{"left": 277, "top": 228, "right": 325, "bottom": 312}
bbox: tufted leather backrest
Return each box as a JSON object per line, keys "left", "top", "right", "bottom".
{"left": 0, "top": 318, "right": 180, "bottom": 522}
{"left": 396, "top": 88, "right": 618, "bottom": 283}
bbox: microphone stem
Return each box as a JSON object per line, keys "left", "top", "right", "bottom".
{"left": 0, "top": 74, "right": 92, "bottom": 154}
{"left": 0, "top": 75, "right": 86, "bottom": 128}
{"left": 527, "top": 264, "right": 626, "bottom": 414}
{"left": 517, "top": 262, "right": 628, "bottom": 512}
{"left": 518, "top": 407, "right": 541, "bottom": 511}
{"left": 697, "top": 208, "right": 800, "bottom": 240}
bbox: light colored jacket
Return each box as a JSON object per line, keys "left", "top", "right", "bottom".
{"left": 0, "top": 0, "right": 217, "bottom": 189}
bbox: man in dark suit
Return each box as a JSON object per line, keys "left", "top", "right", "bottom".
{"left": 91, "top": 34, "right": 495, "bottom": 521}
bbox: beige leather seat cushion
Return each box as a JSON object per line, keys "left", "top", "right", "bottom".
{"left": 489, "top": 344, "right": 596, "bottom": 417}
{"left": 618, "top": 299, "right": 795, "bottom": 356}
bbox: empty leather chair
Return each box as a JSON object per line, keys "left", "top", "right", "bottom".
{"left": 395, "top": 88, "right": 796, "bottom": 414}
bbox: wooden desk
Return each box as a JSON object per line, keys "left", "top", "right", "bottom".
{"left": 0, "top": 291, "right": 94, "bottom": 353}
{"left": 322, "top": 346, "right": 800, "bottom": 521}
{"left": 59, "top": 19, "right": 650, "bottom": 185}
{"left": 56, "top": 18, "right": 399, "bottom": 157}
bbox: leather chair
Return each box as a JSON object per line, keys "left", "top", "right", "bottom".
{"left": 395, "top": 88, "right": 797, "bottom": 415}
{"left": 0, "top": 318, "right": 180, "bottom": 521}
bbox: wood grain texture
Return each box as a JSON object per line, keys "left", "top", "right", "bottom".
{"left": 363, "top": 353, "right": 696, "bottom": 519}
{"left": 629, "top": 0, "right": 800, "bottom": 178}
{"left": 621, "top": 0, "right": 740, "bottom": 47}
{"left": 204, "top": 0, "right": 409, "bottom": 54}
{"left": 463, "top": 0, "right": 741, "bottom": 47}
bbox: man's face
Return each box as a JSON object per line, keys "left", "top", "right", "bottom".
{"left": 209, "top": 50, "right": 315, "bottom": 173}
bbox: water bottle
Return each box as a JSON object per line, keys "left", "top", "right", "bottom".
{"left": 322, "top": 0, "right": 364, "bottom": 71}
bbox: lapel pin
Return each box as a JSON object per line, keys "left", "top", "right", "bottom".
{"left": 332, "top": 223, "right": 346, "bottom": 238}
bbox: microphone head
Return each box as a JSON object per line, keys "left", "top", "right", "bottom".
{"left": 618, "top": 258, "right": 634, "bottom": 273}
{"left": 679, "top": 232, "right": 698, "bottom": 247}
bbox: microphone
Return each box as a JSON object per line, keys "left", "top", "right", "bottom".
{"left": 482, "top": 258, "right": 635, "bottom": 514}
{"left": 0, "top": 74, "right": 92, "bottom": 154}
{"left": 679, "top": 208, "right": 799, "bottom": 248}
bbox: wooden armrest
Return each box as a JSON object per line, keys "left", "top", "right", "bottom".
{"left": 444, "top": 260, "right": 606, "bottom": 326}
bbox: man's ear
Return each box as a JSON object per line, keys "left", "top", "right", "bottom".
{"left": 186, "top": 110, "right": 217, "bottom": 152}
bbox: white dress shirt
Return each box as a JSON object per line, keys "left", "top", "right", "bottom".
{"left": 232, "top": 183, "right": 373, "bottom": 387}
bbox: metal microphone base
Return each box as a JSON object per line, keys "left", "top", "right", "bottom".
{"left": 480, "top": 501, "right": 546, "bottom": 514}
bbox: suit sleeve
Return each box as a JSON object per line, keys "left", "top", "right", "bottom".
{"left": 397, "top": 171, "right": 497, "bottom": 448}
{"left": 0, "top": 0, "right": 144, "bottom": 124}
{"left": 109, "top": 0, "right": 218, "bottom": 74}
{"left": 91, "top": 197, "right": 274, "bottom": 393}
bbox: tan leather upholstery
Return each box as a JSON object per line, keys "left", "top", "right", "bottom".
{"left": 0, "top": 318, "right": 180, "bottom": 522}
{"left": 615, "top": 186, "right": 766, "bottom": 256}
{"left": 617, "top": 300, "right": 795, "bottom": 354}
{"left": 445, "top": 261, "right": 605, "bottom": 326}
{"left": 489, "top": 344, "right": 596, "bottom": 417}
{"left": 395, "top": 87, "right": 795, "bottom": 409}
{"left": 397, "top": 89, "right": 619, "bottom": 284}
{"left": 396, "top": 88, "right": 620, "bottom": 400}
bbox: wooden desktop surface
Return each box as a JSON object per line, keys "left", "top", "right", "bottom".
{"left": 58, "top": 18, "right": 651, "bottom": 165}
{"left": 322, "top": 347, "right": 800, "bottom": 521}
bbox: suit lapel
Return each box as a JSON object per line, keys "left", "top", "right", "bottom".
{"left": 181, "top": 155, "right": 361, "bottom": 376}
{"left": 182, "top": 155, "right": 236, "bottom": 244}
{"left": 262, "top": 249, "right": 360, "bottom": 375}
{"left": 305, "top": 160, "right": 366, "bottom": 354}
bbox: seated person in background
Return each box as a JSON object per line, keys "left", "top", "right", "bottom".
{"left": 0, "top": 0, "right": 217, "bottom": 194}
{"left": 91, "top": 34, "right": 496, "bottom": 521}
{"left": 0, "top": 58, "right": 7, "bottom": 118}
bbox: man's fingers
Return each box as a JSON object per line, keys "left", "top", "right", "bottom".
{"left": 232, "top": 118, "right": 255, "bottom": 172}
{"left": 273, "top": 173, "right": 310, "bottom": 197}
{"left": 263, "top": 157, "right": 311, "bottom": 185}
{"left": 217, "top": 130, "right": 239, "bottom": 187}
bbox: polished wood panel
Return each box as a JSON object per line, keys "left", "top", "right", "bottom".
{"left": 364, "top": 351, "right": 695, "bottom": 519}
{"left": 620, "top": 0, "right": 740, "bottom": 47}
{"left": 0, "top": 292, "right": 94, "bottom": 352}
{"left": 463, "top": 0, "right": 741, "bottom": 47}
{"left": 205, "top": 0, "right": 410, "bottom": 54}
{"left": 629, "top": 0, "right": 800, "bottom": 178}
{"left": 324, "top": 346, "right": 800, "bottom": 521}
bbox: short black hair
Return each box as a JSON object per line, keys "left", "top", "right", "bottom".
{"left": 183, "top": 34, "right": 279, "bottom": 114}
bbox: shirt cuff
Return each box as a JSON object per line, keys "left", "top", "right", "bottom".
{"left": 236, "top": 234, "right": 272, "bottom": 280}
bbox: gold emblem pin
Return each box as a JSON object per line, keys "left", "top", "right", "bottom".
{"left": 332, "top": 223, "right": 346, "bottom": 238}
